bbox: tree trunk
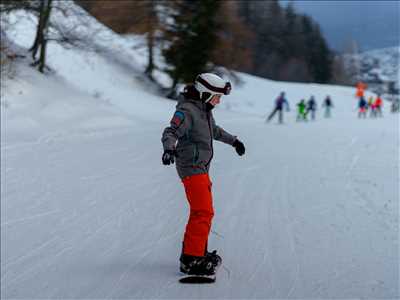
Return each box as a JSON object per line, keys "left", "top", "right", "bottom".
{"left": 144, "top": 0, "right": 156, "bottom": 81}
{"left": 30, "top": 0, "right": 52, "bottom": 73}
{"left": 37, "top": 0, "right": 52, "bottom": 73}
{"left": 145, "top": 29, "right": 154, "bottom": 80}
{"left": 38, "top": 35, "right": 47, "bottom": 73}
{"left": 29, "top": 0, "right": 45, "bottom": 60}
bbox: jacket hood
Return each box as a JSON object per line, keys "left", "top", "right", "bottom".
{"left": 178, "top": 85, "right": 207, "bottom": 111}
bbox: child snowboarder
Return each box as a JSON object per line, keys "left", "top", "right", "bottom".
{"left": 266, "top": 92, "right": 290, "bottom": 124}
{"left": 161, "top": 73, "right": 245, "bottom": 277}
{"left": 296, "top": 99, "right": 307, "bottom": 121}
{"left": 322, "top": 95, "right": 333, "bottom": 118}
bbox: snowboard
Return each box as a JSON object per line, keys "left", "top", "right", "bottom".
{"left": 179, "top": 274, "right": 216, "bottom": 284}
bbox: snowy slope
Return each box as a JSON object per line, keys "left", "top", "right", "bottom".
{"left": 1, "top": 4, "right": 399, "bottom": 300}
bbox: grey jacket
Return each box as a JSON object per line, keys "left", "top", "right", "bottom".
{"left": 162, "top": 95, "right": 237, "bottom": 179}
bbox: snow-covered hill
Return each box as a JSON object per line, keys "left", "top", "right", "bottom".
{"left": 345, "top": 47, "right": 400, "bottom": 95}
{"left": 1, "top": 4, "right": 399, "bottom": 299}
{"left": 358, "top": 47, "right": 399, "bottom": 83}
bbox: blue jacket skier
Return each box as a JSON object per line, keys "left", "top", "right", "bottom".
{"left": 306, "top": 96, "right": 317, "bottom": 120}
{"left": 358, "top": 96, "right": 368, "bottom": 118}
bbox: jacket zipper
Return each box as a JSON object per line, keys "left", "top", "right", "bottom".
{"left": 205, "top": 113, "right": 213, "bottom": 168}
{"left": 193, "top": 144, "right": 199, "bottom": 164}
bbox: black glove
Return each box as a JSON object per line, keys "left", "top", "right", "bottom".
{"left": 162, "top": 150, "right": 177, "bottom": 165}
{"left": 233, "top": 139, "right": 245, "bottom": 156}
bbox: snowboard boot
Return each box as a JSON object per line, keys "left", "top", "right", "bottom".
{"left": 179, "top": 254, "right": 217, "bottom": 276}
{"left": 205, "top": 250, "right": 222, "bottom": 267}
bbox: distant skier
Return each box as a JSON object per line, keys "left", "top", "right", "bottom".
{"left": 358, "top": 96, "right": 368, "bottom": 118}
{"left": 306, "top": 96, "right": 317, "bottom": 120}
{"left": 374, "top": 94, "right": 383, "bottom": 117}
{"left": 369, "top": 99, "right": 377, "bottom": 118}
{"left": 356, "top": 81, "right": 367, "bottom": 98}
{"left": 322, "top": 95, "right": 334, "bottom": 118}
{"left": 391, "top": 97, "right": 400, "bottom": 113}
{"left": 161, "top": 73, "right": 245, "bottom": 278}
{"left": 296, "top": 99, "right": 307, "bottom": 121}
{"left": 266, "top": 92, "right": 290, "bottom": 124}
{"left": 367, "top": 96, "right": 374, "bottom": 111}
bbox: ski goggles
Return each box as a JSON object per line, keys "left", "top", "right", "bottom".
{"left": 196, "top": 76, "right": 232, "bottom": 95}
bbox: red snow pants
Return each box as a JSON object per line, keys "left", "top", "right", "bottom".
{"left": 182, "top": 173, "right": 214, "bottom": 257}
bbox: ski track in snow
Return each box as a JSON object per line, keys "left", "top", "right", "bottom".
{"left": 281, "top": 165, "right": 301, "bottom": 299}
{"left": 1, "top": 112, "right": 399, "bottom": 298}
{"left": 1, "top": 209, "right": 60, "bottom": 227}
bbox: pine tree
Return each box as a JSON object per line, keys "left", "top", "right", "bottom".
{"left": 302, "top": 20, "right": 333, "bottom": 83}
{"left": 282, "top": 2, "right": 296, "bottom": 58}
{"left": 235, "top": 0, "right": 333, "bottom": 83}
{"left": 162, "top": 0, "right": 221, "bottom": 94}
{"left": 311, "top": 27, "right": 333, "bottom": 83}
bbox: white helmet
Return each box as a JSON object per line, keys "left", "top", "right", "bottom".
{"left": 195, "top": 73, "right": 231, "bottom": 102}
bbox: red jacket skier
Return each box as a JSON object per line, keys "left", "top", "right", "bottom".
{"left": 374, "top": 95, "right": 383, "bottom": 117}
{"left": 161, "top": 73, "right": 245, "bottom": 277}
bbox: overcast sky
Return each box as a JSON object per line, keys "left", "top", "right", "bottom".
{"left": 280, "top": 0, "right": 400, "bottom": 52}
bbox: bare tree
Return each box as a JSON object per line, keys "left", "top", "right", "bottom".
{"left": 331, "top": 54, "right": 353, "bottom": 85}
{"left": 128, "top": 0, "right": 163, "bottom": 81}
{"left": 29, "top": 0, "right": 52, "bottom": 73}
{"left": 143, "top": 0, "right": 158, "bottom": 80}
{"left": 2, "top": 0, "right": 104, "bottom": 74}
{"left": 342, "top": 39, "right": 360, "bottom": 83}
{"left": 76, "top": 0, "right": 163, "bottom": 81}
{"left": 212, "top": 0, "right": 254, "bottom": 73}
